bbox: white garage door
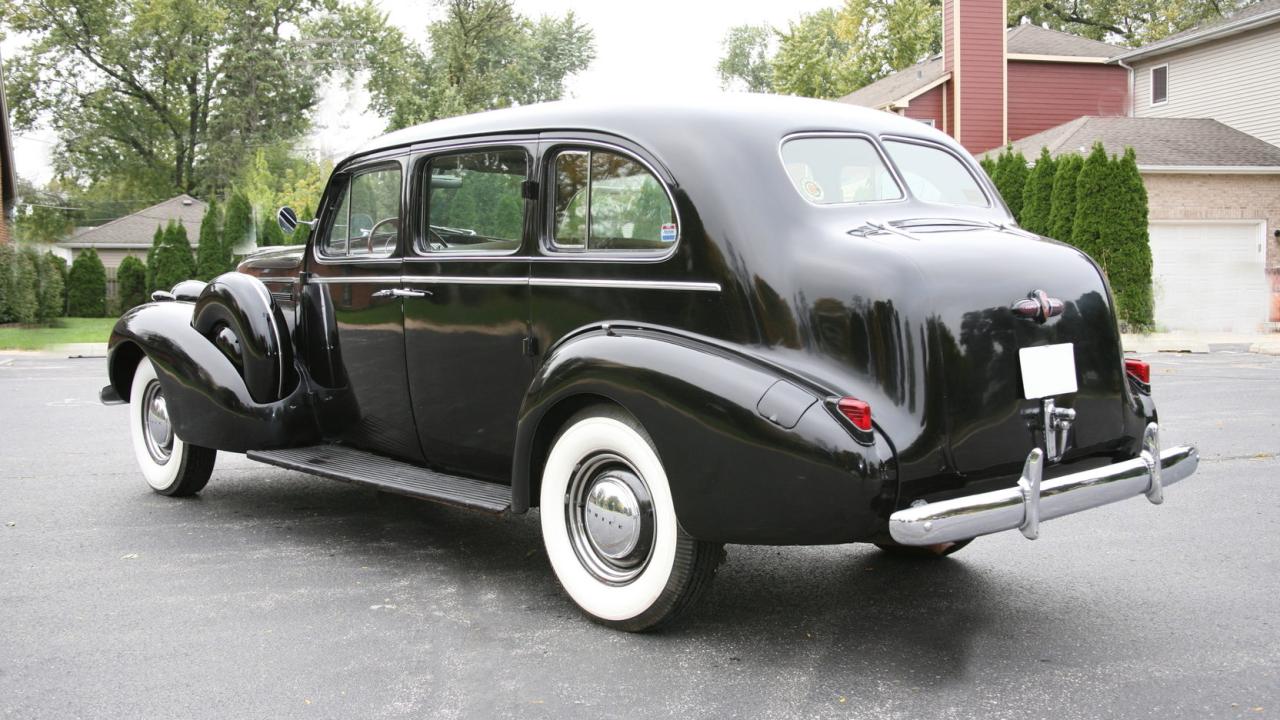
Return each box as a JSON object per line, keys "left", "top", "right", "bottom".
{"left": 1149, "top": 221, "right": 1268, "bottom": 333}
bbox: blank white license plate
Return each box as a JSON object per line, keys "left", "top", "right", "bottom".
{"left": 1019, "top": 343, "right": 1078, "bottom": 399}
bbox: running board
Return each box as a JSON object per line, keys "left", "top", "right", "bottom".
{"left": 247, "top": 445, "right": 510, "bottom": 514}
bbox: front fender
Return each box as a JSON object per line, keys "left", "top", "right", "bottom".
{"left": 106, "top": 301, "right": 321, "bottom": 452}
{"left": 513, "top": 326, "right": 897, "bottom": 545}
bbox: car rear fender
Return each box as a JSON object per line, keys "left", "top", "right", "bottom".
{"left": 512, "top": 324, "right": 897, "bottom": 545}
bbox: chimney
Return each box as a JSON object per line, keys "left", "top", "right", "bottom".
{"left": 943, "top": 0, "right": 1007, "bottom": 153}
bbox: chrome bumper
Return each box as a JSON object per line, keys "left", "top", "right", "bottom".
{"left": 889, "top": 423, "right": 1198, "bottom": 546}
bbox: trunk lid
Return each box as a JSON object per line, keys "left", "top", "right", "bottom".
{"left": 906, "top": 225, "right": 1127, "bottom": 481}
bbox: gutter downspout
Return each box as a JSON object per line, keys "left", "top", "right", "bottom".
{"left": 1116, "top": 58, "right": 1136, "bottom": 117}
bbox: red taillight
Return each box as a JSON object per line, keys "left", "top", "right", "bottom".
{"left": 837, "top": 398, "right": 873, "bottom": 432}
{"left": 1124, "top": 358, "right": 1150, "bottom": 385}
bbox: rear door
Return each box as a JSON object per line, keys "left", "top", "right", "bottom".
{"left": 401, "top": 139, "right": 537, "bottom": 482}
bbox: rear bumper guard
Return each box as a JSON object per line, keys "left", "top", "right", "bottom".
{"left": 889, "top": 423, "right": 1198, "bottom": 546}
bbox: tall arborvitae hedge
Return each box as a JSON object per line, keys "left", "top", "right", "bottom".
{"left": 32, "top": 250, "right": 65, "bottom": 322}
{"left": 152, "top": 221, "right": 196, "bottom": 291}
{"left": 117, "top": 255, "right": 148, "bottom": 310}
{"left": 979, "top": 155, "right": 997, "bottom": 181}
{"left": 67, "top": 248, "right": 107, "bottom": 317}
{"left": 1071, "top": 143, "right": 1111, "bottom": 261}
{"left": 47, "top": 253, "right": 68, "bottom": 318}
{"left": 991, "top": 146, "right": 1030, "bottom": 222}
{"left": 195, "top": 199, "right": 225, "bottom": 280}
{"left": 223, "top": 191, "right": 253, "bottom": 258}
{"left": 259, "top": 213, "right": 285, "bottom": 247}
{"left": 1020, "top": 147, "right": 1057, "bottom": 236}
{"left": 1048, "top": 154, "right": 1084, "bottom": 243}
{"left": 145, "top": 225, "right": 165, "bottom": 293}
{"left": 0, "top": 244, "right": 39, "bottom": 324}
{"left": 1104, "top": 148, "right": 1154, "bottom": 329}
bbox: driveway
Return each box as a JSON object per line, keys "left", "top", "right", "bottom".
{"left": 1, "top": 351, "right": 1275, "bottom": 719}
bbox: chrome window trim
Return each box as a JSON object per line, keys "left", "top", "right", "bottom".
{"left": 878, "top": 135, "right": 994, "bottom": 209}
{"left": 309, "top": 275, "right": 720, "bottom": 292}
{"left": 311, "top": 157, "right": 408, "bottom": 267}
{"left": 776, "top": 132, "right": 908, "bottom": 208}
{"left": 416, "top": 144, "right": 534, "bottom": 258}
{"left": 539, "top": 138, "right": 683, "bottom": 262}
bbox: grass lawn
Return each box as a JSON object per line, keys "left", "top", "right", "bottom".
{"left": 0, "top": 317, "right": 117, "bottom": 350}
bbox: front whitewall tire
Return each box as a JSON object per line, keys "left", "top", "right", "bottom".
{"left": 128, "top": 358, "right": 215, "bottom": 497}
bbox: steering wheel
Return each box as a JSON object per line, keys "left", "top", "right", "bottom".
{"left": 362, "top": 217, "right": 400, "bottom": 254}
{"left": 427, "top": 227, "right": 451, "bottom": 250}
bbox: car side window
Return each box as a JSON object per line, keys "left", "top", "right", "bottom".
{"left": 423, "top": 149, "right": 528, "bottom": 254}
{"left": 551, "top": 148, "right": 676, "bottom": 252}
{"left": 322, "top": 165, "right": 402, "bottom": 258}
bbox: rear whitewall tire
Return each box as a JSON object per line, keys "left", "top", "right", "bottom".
{"left": 540, "top": 407, "right": 723, "bottom": 631}
{"left": 128, "top": 358, "right": 215, "bottom": 497}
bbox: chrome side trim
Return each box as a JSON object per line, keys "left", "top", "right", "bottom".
{"left": 311, "top": 275, "right": 721, "bottom": 292}
{"left": 888, "top": 424, "right": 1198, "bottom": 546}
{"left": 309, "top": 276, "right": 403, "bottom": 285}
{"left": 260, "top": 277, "right": 297, "bottom": 285}
{"left": 402, "top": 275, "right": 527, "bottom": 286}
{"left": 530, "top": 278, "right": 721, "bottom": 292}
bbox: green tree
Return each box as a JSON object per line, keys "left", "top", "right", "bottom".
{"left": 47, "top": 253, "right": 69, "bottom": 317}
{"left": 717, "top": 24, "right": 775, "bottom": 92}
{"left": 2, "top": 0, "right": 371, "bottom": 196}
{"left": 145, "top": 225, "right": 165, "bottom": 294}
{"left": 153, "top": 221, "right": 196, "bottom": 291}
{"left": 353, "top": 0, "right": 597, "bottom": 131}
{"left": 32, "top": 250, "right": 66, "bottom": 322}
{"left": 991, "top": 147, "right": 1029, "bottom": 222}
{"left": 223, "top": 191, "right": 254, "bottom": 258}
{"left": 260, "top": 214, "right": 286, "bottom": 247}
{"left": 1008, "top": 0, "right": 1249, "bottom": 45}
{"left": 1101, "top": 148, "right": 1154, "bottom": 329}
{"left": 67, "top": 249, "right": 107, "bottom": 317}
{"left": 195, "top": 199, "right": 224, "bottom": 280}
{"left": 0, "top": 245, "right": 39, "bottom": 324}
{"left": 1048, "top": 153, "right": 1084, "bottom": 242}
{"left": 718, "top": 0, "right": 941, "bottom": 99}
{"left": 1020, "top": 148, "right": 1058, "bottom": 236}
{"left": 771, "top": 9, "right": 862, "bottom": 98}
{"left": 1071, "top": 143, "right": 1111, "bottom": 260}
{"left": 117, "top": 255, "right": 149, "bottom": 310}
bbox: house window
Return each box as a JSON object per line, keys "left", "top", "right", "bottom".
{"left": 916, "top": 118, "right": 936, "bottom": 128}
{"left": 1151, "top": 65, "right": 1168, "bottom": 105}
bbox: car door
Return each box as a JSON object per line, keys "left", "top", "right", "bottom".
{"left": 305, "top": 156, "right": 425, "bottom": 463}
{"left": 401, "top": 139, "right": 536, "bottom": 482}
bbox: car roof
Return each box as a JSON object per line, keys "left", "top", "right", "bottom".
{"left": 347, "top": 93, "right": 962, "bottom": 163}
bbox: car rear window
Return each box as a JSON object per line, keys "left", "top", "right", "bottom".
{"left": 882, "top": 140, "right": 989, "bottom": 207}
{"left": 780, "top": 136, "right": 902, "bottom": 205}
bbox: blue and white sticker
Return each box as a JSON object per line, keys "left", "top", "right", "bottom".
{"left": 660, "top": 223, "right": 678, "bottom": 243}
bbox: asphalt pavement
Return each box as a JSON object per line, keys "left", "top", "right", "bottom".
{"left": 1, "top": 351, "right": 1276, "bottom": 719}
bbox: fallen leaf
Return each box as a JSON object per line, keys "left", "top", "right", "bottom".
{"left": 5, "top": 522, "right": 14, "bottom": 527}
{"left": 121, "top": 553, "right": 138, "bottom": 560}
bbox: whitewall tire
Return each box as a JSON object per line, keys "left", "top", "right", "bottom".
{"left": 129, "top": 357, "right": 216, "bottom": 497}
{"left": 540, "top": 406, "right": 723, "bottom": 631}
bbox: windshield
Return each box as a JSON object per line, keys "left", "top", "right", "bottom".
{"left": 780, "top": 136, "right": 902, "bottom": 205}
{"left": 882, "top": 140, "right": 989, "bottom": 207}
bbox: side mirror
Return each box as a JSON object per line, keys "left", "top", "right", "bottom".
{"left": 277, "top": 206, "right": 300, "bottom": 234}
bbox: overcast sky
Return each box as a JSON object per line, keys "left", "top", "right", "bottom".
{"left": 5, "top": 0, "right": 838, "bottom": 187}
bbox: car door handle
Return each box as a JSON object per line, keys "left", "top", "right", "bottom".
{"left": 372, "top": 288, "right": 432, "bottom": 298}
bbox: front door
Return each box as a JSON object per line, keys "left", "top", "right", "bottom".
{"left": 402, "top": 142, "right": 536, "bottom": 482}
{"left": 305, "top": 157, "right": 424, "bottom": 463}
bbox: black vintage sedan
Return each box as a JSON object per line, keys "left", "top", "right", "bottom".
{"left": 102, "top": 95, "right": 1198, "bottom": 631}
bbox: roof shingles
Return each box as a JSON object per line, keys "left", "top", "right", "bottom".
{"left": 60, "top": 194, "right": 207, "bottom": 247}
{"left": 995, "top": 116, "right": 1280, "bottom": 167}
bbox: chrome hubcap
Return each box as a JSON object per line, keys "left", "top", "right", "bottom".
{"left": 141, "top": 380, "right": 174, "bottom": 465}
{"left": 566, "top": 453, "right": 655, "bottom": 585}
